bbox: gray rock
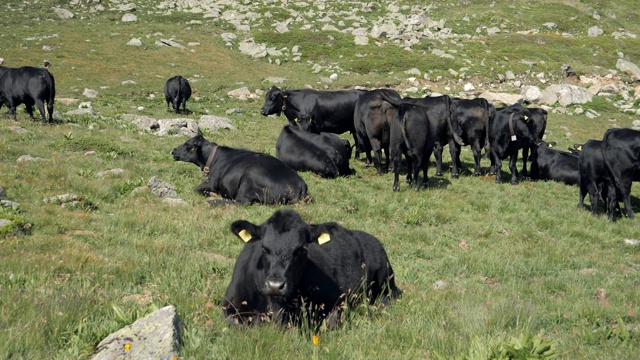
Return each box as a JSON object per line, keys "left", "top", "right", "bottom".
{"left": 505, "top": 71, "right": 516, "bottom": 80}
{"left": 478, "top": 91, "right": 522, "bottom": 107}
{"left": 238, "top": 39, "right": 267, "bottom": 58}
{"left": 16, "top": 155, "right": 45, "bottom": 163}
{"left": 122, "top": 13, "right": 137, "bottom": 22}
{"left": 42, "top": 193, "right": 83, "bottom": 208}
{"left": 83, "top": 88, "right": 98, "bottom": 98}
{"left": 227, "top": 87, "right": 251, "bottom": 99}
{"left": 404, "top": 68, "right": 421, "bottom": 76}
{"left": 520, "top": 85, "right": 543, "bottom": 103}
{"left": 156, "top": 39, "right": 186, "bottom": 49}
{"left": 487, "top": 27, "right": 500, "bottom": 36}
{"left": 53, "top": 7, "right": 74, "bottom": 19}
{"left": 117, "top": 3, "right": 136, "bottom": 12}
{"left": 198, "top": 115, "right": 236, "bottom": 132}
{"left": 616, "top": 59, "right": 640, "bottom": 81}
{"left": 156, "top": 118, "right": 199, "bottom": 137}
{"left": 147, "top": 177, "right": 177, "bottom": 198}
{"left": 10, "top": 126, "right": 30, "bottom": 134}
{"left": 66, "top": 108, "right": 96, "bottom": 116}
{"left": 1, "top": 200, "right": 20, "bottom": 210}
{"left": 588, "top": 26, "right": 604, "bottom": 37}
{"left": 97, "top": 168, "right": 125, "bottom": 178}
{"left": 263, "top": 77, "right": 287, "bottom": 84}
{"left": 540, "top": 84, "right": 592, "bottom": 106}
{"left": 122, "top": 114, "right": 159, "bottom": 131}
{"left": 92, "top": 305, "right": 183, "bottom": 360}
{"left": 0, "top": 219, "right": 11, "bottom": 228}
{"left": 354, "top": 36, "right": 369, "bottom": 45}
{"left": 543, "top": 22, "right": 557, "bottom": 29}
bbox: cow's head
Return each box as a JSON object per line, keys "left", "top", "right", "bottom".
{"left": 231, "top": 210, "right": 329, "bottom": 299}
{"left": 260, "top": 85, "right": 284, "bottom": 116}
{"left": 504, "top": 103, "right": 536, "bottom": 142}
{"left": 170, "top": 134, "right": 215, "bottom": 169}
{"left": 293, "top": 114, "right": 321, "bottom": 133}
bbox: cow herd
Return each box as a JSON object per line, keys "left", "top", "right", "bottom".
{"left": 3, "top": 64, "right": 638, "bottom": 331}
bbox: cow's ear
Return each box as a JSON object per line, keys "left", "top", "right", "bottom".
{"left": 308, "top": 226, "right": 332, "bottom": 245}
{"left": 547, "top": 141, "right": 557, "bottom": 148}
{"left": 230, "top": 220, "right": 260, "bottom": 243}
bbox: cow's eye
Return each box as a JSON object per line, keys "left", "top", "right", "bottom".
{"left": 190, "top": 146, "right": 197, "bottom": 152}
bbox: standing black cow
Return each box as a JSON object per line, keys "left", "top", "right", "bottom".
{"left": 601, "top": 128, "right": 640, "bottom": 219}
{"left": 388, "top": 102, "right": 433, "bottom": 191}
{"left": 0, "top": 66, "right": 55, "bottom": 124}
{"left": 276, "top": 123, "right": 352, "bottom": 178}
{"left": 171, "top": 135, "right": 307, "bottom": 205}
{"left": 577, "top": 139, "right": 619, "bottom": 219}
{"left": 260, "top": 86, "right": 366, "bottom": 156}
{"left": 521, "top": 107, "right": 548, "bottom": 176}
{"left": 452, "top": 97, "right": 496, "bottom": 176}
{"left": 379, "top": 93, "right": 464, "bottom": 178}
{"left": 353, "top": 88, "right": 402, "bottom": 173}
{"left": 222, "top": 209, "right": 400, "bottom": 330}
{"left": 164, "top": 75, "right": 192, "bottom": 114}
{"left": 529, "top": 141, "right": 579, "bottom": 185}
{"left": 486, "top": 103, "right": 537, "bottom": 184}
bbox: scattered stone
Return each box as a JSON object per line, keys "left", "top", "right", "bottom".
{"left": 148, "top": 177, "right": 177, "bottom": 198}
{"left": 42, "top": 193, "right": 86, "bottom": 208}
{"left": 588, "top": 26, "right": 604, "bottom": 37}
{"left": 521, "top": 85, "right": 542, "bottom": 103}
{"left": 433, "top": 280, "right": 447, "bottom": 290}
{"left": 16, "top": 155, "right": 45, "bottom": 163}
{"left": 478, "top": 91, "right": 522, "bottom": 107}
{"left": 263, "top": 77, "right": 287, "bottom": 84}
{"left": 238, "top": 39, "right": 267, "bottom": 58}
{"left": 122, "top": 114, "right": 159, "bottom": 131}
{"left": 57, "top": 98, "right": 79, "bottom": 105}
{"left": 198, "top": 115, "right": 236, "bottom": 132}
{"left": 0, "top": 219, "right": 11, "bottom": 228}
{"left": 616, "top": 59, "right": 640, "bottom": 81}
{"left": 227, "top": 87, "right": 252, "bottom": 99}
{"left": 127, "top": 38, "right": 143, "bottom": 46}
{"left": 505, "top": 71, "right": 516, "bottom": 80}
{"left": 122, "top": 13, "right": 137, "bottom": 22}
{"left": 83, "top": 88, "right": 98, "bottom": 98}
{"left": 10, "top": 126, "right": 30, "bottom": 134}
{"left": 463, "top": 82, "right": 475, "bottom": 91}
{"left": 97, "top": 168, "right": 125, "bottom": 178}
{"left": 156, "top": 39, "right": 186, "bottom": 49}
{"left": 156, "top": 118, "right": 199, "bottom": 137}
{"left": 541, "top": 84, "right": 592, "bottom": 106}
{"left": 624, "top": 239, "right": 640, "bottom": 246}
{"left": 632, "top": 120, "right": 640, "bottom": 130}
{"left": 1, "top": 200, "right": 20, "bottom": 210}
{"left": 53, "top": 7, "right": 74, "bottom": 19}
{"left": 92, "top": 305, "right": 183, "bottom": 360}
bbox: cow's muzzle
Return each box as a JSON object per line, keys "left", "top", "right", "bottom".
{"left": 265, "top": 279, "right": 287, "bottom": 295}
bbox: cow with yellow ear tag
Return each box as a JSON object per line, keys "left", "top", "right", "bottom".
{"left": 221, "top": 209, "right": 400, "bottom": 330}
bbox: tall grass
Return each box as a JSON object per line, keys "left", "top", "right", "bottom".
{"left": 1, "top": 0, "right": 639, "bottom": 359}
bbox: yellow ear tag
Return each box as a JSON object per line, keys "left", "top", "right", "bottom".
{"left": 524, "top": 115, "right": 529, "bottom": 121}
{"left": 577, "top": 146, "right": 582, "bottom": 151}
{"left": 238, "top": 229, "right": 252, "bottom": 242}
{"left": 317, "top": 232, "right": 331, "bottom": 245}
{"left": 294, "top": 118, "right": 299, "bottom": 123}
{"left": 548, "top": 143, "right": 553, "bottom": 148}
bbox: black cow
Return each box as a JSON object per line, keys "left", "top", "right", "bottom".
{"left": 577, "top": 139, "right": 619, "bottom": 219}
{"left": 529, "top": 141, "right": 579, "bottom": 185}
{"left": 486, "top": 103, "right": 537, "bottom": 184}
{"left": 389, "top": 102, "right": 433, "bottom": 191}
{"left": 171, "top": 135, "right": 307, "bottom": 205}
{"left": 353, "top": 88, "right": 402, "bottom": 173}
{"left": 379, "top": 93, "right": 464, "bottom": 178}
{"left": 452, "top": 97, "right": 496, "bottom": 176}
{"left": 521, "top": 107, "right": 548, "bottom": 176}
{"left": 222, "top": 209, "right": 400, "bottom": 330}
{"left": 260, "top": 86, "right": 366, "bottom": 154}
{"left": 601, "top": 128, "right": 640, "bottom": 219}
{"left": 0, "top": 66, "right": 55, "bottom": 124}
{"left": 276, "top": 124, "right": 352, "bottom": 178}
{"left": 164, "top": 75, "right": 192, "bottom": 114}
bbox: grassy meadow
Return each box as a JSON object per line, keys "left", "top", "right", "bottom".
{"left": 1, "top": 0, "right": 640, "bottom": 359}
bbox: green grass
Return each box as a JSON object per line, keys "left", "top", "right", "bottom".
{"left": 1, "top": 0, "right": 640, "bottom": 359}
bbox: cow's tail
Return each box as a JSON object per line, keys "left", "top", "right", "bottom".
{"left": 601, "top": 140, "right": 624, "bottom": 197}
{"left": 482, "top": 99, "right": 492, "bottom": 157}
{"left": 45, "top": 70, "right": 55, "bottom": 121}
{"left": 177, "top": 76, "right": 183, "bottom": 101}
{"left": 444, "top": 95, "right": 464, "bottom": 146}
{"left": 398, "top": 104, "right": 412, "bottom": 155}
{"left": 377, "top": 89, "right": 402, "bottom": 107}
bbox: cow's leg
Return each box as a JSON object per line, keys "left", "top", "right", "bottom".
{"left": 392, "top": 154, "right": 402, "bottom": 192}
{"left": 46, "top": 100, "right": 54, "bottom": 123}
{"left": 471, "top": 140, "right": 482, "bottom": 176}
{"left": 577, "top": 176, "right": 588, "bottom": 209}
{"left": 35, "top": 99, "right": 47, "bottom": 125}
{"left": 8, "top": 105, "right": 18, "bottom": 122}
{"left": 25, "top": 103, "right": 36, "bottom": 122}
{"left": 492, "top": 151, "right": 502, "bottom": 184}
{"left": 419, "top": 156, "right": 429, "bottom": 189}
{"left": 508, "top": 152, "right": 519, "bottom": 185}
{"left": 182, "top": 100, "right": 187, "bottom": 114}
{"left": 194, "top": 182, "right": 214, "bottom": 196}
{"left": 521, "top": 146, "right": 530, "bottom": 177}
{"left": 383, "top": 145, "right": 390, "bottom": 173}
{"left": 173, "top": 99, "right": 179, "bottom": 114}
{"left": 588, "top": 182, "right": 600, "bottom": 214}
{"left": 433, "top": 143, "right": 444, "bottom": 176}
{"left": 369, "top": 138, "right": 385, "bottom": 174}
{"left": 448, "top": 139, "right": 459, "bottom": 178}
{"left": 620, "top": 181, "right": 635, "bottom": 219}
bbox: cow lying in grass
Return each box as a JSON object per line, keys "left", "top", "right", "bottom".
{"left": 171, "top": 135, "right": 308, "bottom": 205}
{"left": 222, "top": 209, "right": 401, "bottom": 330}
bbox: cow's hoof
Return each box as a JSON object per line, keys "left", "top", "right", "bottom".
{"left": 474, "top": 172, "right": 481, "bottom": 176}
{"left": 436, "top": 172, "right": 443, "bottom": 176}
{"left": 452, "top": 173, "right": 459, "bottom": 179}
{"left": 393, "top": 186, "right": 399, "bottom": 192}
{"left": 511, "top": 181, "right": 519, "bottom": 185}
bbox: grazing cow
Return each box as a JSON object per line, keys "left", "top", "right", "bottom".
{"left": 276, "top": 124, "right": 352, "bottom": 178}
{"left": 452, "top": 97, "right": 496, "bottom": 176}
{"left": 486, "top": 103, "right": 537, "bottom": 184}
{"left": 0, "top": 66, "right": 55, "bottom": 124}
{"left": 222, "top": 209, "right": 400, "bottom": 330}
{"left": 260, "top": 86, "right": 366, "bottom": 155}
{"left": 521, "top": 107, "right": 548, "bottom": 176}
{"left": 601, "top": 128, "right": 640, "bottom": 219}
{"left": 171, "top": 134, "right": 307, "bottom": 205}
{"left": 379, "top": 93, "right": 464, "bottom": 178}
{"left": 353, "top": 88, "right": 402, "bottom": 173}
{"left": 388, "top": 102, "right": 433, "bottom": 191}
{"left": 164, "top": 75, "right": 192, "bottom": 114}
{"left": 529, "top": 141, "right": 579, "bottom": 185}
{"left": 577, "top": 139, "right": 619, "bottom": 219}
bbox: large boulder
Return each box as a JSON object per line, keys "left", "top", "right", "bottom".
{"left": 540, "top": 84, "right": 592, "bottom": 107}
{"left": 92, "top": 305, "right": 183, "bottom": 360}
{"left": 616, "top": 59, "right": 640, "bottom": 81}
